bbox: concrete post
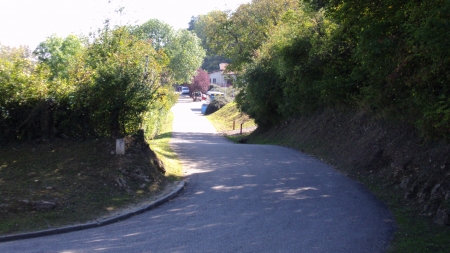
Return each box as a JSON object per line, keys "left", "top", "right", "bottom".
{"left": 116, "top": 138, "right": 125, "bottom": 155}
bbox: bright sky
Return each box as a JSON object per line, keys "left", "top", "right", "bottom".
{"left": 0, "top": 0, "right": 251, "bottom": 50}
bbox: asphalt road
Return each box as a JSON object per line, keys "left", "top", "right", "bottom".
{"left": 0, "top": 96, "right": 395, "bottom": 252}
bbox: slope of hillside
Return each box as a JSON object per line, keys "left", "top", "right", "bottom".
{"left": 206, "top": 101, "right": 256, "bottom": 132}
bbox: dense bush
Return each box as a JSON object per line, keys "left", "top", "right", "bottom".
{"left": 235, "top": 61, "right": 284, "bottom": 127}
{"left": 326, "top": 0, "right": 450, "bottom": 139}
{"left": 0, "top": 24, "right": 180, "bottom": 142}
{"left": 206, "top": 0, "right": 450, "bottom": 139}
{"left": 205, "top": 97, "right": 228, "bottom": 115}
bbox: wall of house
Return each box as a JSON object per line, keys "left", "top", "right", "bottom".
{"left": 209, "top": 71, "right": 227, "bottom": 87}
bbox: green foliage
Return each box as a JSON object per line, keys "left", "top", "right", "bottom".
{"left": 326, "top": 0, "right": 450, "bottom": 139}
{"left": 205, "top": 97, "right": 228, "bottom": 115}
{"left": 74, "top": 25, "right": 171, "bottom": 137}
{"left": 142, "top": 86, "right": 177, "bottom": 139}
{"left": 166, "top": 30, "right": 206, "bottom": 84}
{"left": 189, "top": 15, "right": 231, "bottom": 73}
{"left": 236, "top": 6, "right": 352, "bottom": 125}
{"left": 134, "top": 20, "right": 206, "bottom": 84}
{"left": 33, "top": 35, "right": 84, "bottom": 80}
{"left": 235, "top": 60, "right": 284, "bottom": 127}
{"left": 203, "top": 0, "right": 300, "bottom": 71}
{"left": 133, "top": 19, "right": 174, "bottom": 50}
{"left": 0, "top": 22, "right": 178, "bottom": 142}
{"left": 0, "top": 45, "right": 57, "bottom": 141}
{"left": 206, "top": 0, "right": 450, "bottom": 139}
{"left": 201, "top": 55, "right": 230, "bottom": 73}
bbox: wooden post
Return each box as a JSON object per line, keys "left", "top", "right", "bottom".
{"left": 240, "top": 122, "right": 244, "bottom": 135}
{"left": 233, "top": 120, "right": 235, "bottom": 130}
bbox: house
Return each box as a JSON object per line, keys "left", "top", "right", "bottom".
{"left": 208, "top": 63, "right": 235, "bottom": 87}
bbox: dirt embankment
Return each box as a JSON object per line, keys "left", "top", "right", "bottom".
{"left": 247, "top": 108, "right": 450, "bottom": 226}
{"left": 0, "top": 130, "right": 170, "bottom": 235}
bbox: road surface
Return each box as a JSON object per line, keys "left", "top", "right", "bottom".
{"left": 0, "top": 96, "right": 395, "bottom": 252}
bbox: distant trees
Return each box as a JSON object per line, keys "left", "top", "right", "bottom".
{"left": 134, "top": 19, "right": 206, "bottom": 84}
{"left": 188, "top": 15, "right": 230, "bottom": 73}
{"left": 202, "top": 0, "right": 299, "bottom": 71}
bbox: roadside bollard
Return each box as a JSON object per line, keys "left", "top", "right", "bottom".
{"left": 116, "top": 138, "right": 125, "bottom": 155}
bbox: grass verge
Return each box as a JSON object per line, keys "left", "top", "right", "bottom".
{"left": 206, "top": 101, "right": 256, "bottom": 132}
{"left": 360, "top": 176, "right": 450, "bottom": 253}
{"left": 149, "top": 112, "right": 183, "bottom": 180}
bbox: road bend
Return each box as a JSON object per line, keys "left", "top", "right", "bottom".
{"left": 0, "top": 96, "right": 395, "bottom": 253}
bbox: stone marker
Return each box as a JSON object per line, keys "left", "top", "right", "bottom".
{"left": 116, "top": 138, "right": 125, "bottom": 155}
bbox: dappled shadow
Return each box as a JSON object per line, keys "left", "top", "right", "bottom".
{"left": 176, "top": 96, "right": 195, "bottom": 103}
{"left": 190, "top": 108, "right": 202, "bottom": 113}
{"left": 0, "top": 104, "right": 395, "bottom": 252}
{"left": 8, "top": 134, "right": 395, "bottom": 252}
{"left": 171, "top": 131, "right": 229, "bottom": 145}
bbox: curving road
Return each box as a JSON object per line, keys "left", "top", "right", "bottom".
{"left": 0, "top": 97, "right": 395, "bottom": 252}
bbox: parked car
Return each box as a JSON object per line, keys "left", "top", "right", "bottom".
{"left": 206, "top": 91, "right": 225, "bottom": 101}
{"left": 181, "top": 87, "right": 189, "bottom": 95}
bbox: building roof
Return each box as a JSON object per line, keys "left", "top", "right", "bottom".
{"left": 209, "top": 63, "right": 235, "bottom": 75}
{"left": 219, "top": 63, "right": 228, "bottom": 71}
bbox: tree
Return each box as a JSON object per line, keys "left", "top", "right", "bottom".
{"left": 235, "top": 4, "right": 352, "bottom": 126}
{"left": 166, "top": 29, "right": 206, "bottom": 84}
{"left": 0, "top": 23, "right": 179, "bottom": 141}
{"left": 189, "top": 15, "right": 231, "bottom": 72}
{"left": 203, "top": 0, "right": 299, "bottom": 71}
{"left": 133, "top": 19, "right": 174, "bottom": 50}
{"left": 189, "top": 69, "right": 210, "bottom": 94}
{"left": 80, "top": 25, "right": 169, "bottom": 137}
{"left": 33, "top": 35, "right": 84, "bottom": 80}
{"left": 134, "top": 20, "right": 206, "bottom": 84}
{"left": 326, "top": 0, "right": 450, "bottom": 138}
{"left": 0, "top": 44, "right": 58, "bottom": 141}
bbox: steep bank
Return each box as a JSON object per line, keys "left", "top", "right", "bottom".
{"left": 0, "top": 132, "right": 170, "bottom": 236}
{"left": 246, "top": 108, "right": 450, "bottom": 226}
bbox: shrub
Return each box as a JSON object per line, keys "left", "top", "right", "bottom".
{"left": 205, "top": 97, "right": 228, "bottom": 115}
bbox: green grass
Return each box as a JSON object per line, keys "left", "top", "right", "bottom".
{"left": 149, "top": 112, "right": 183, "bottom": 180}
{"left": 359, "top": 177, "right": 450, "bottom": 253}
{"left": 206, "top": 101, "right": 256, "bottom": 132}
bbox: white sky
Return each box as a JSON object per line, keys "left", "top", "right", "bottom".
{"left": 0, "top": 0, "right": 251, "bottom": 50}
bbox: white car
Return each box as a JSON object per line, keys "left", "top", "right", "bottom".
{"left": 181, "top": 87, "right": 189, "bottom": 94}
{"left": 206, "top": 91, "right": 224, "bottom": 100}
